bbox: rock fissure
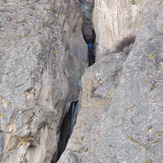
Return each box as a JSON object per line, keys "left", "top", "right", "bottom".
{"left": 0, "top": 0, "right": 163, "bottom": 163}
{"left": 51, "top": 101, "right": 78, "bottom": 163}
{"left": 53, "top": 1, "right": 96, "bottom": 162}
{"left": 0, "top": 0, "right": 88, "bottom": 162}
{"left": 57, "top": 0, "right": 163, "bottom": 163}
{"left": 80, "top": 0, "right": 96, "bottom": 66}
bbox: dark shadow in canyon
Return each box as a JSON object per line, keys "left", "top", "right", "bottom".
{"left": 51, "top": 101, "right": 79, "bottom": 163}
{"left": 82, "top": 21, "right": 96, "bottom": 66}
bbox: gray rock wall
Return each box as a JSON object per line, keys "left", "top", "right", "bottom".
{"left": 0, "top": 0, "right": 87, "bottom": 163}
{"left": 58, "top": 0, "right": 163, "bottom": 162}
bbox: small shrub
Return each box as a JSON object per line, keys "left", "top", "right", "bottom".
{"left": 115, "top": 35, "right": 136, "bottom": 52}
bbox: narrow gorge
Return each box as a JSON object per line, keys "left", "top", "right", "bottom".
{"left": 0, "top": 0, "right": 163, "bottom": 163}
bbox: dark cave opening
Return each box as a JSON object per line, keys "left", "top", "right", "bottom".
{"left": 51, "top": 101, "right": 79, "bottom": 163}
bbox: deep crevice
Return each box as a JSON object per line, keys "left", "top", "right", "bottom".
{"left": 51, "top": 101, "right": 79, "bottom": 163}
{"left": 80, "top": 0, "right": 96, "bottom": 66}
{"left": 51, "top": 1, "right": 96, "bottom": 162}
{"left": 82, "top": 24, "right": 96, "bottom": 66}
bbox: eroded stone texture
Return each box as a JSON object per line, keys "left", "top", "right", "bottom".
{"left": 80, "top": 0, "right": 94, "bottom": 44}
{"left": 59, "top": 0, "right": 163, "bottom": 162}
{"left": 0, "top": 0, "right": 87, "bottom": 163}
{"left": 93, "top": 0, "right": 149, "bottom": 60}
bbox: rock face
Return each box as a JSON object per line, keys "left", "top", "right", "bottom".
{"left": 58, "top": 0, "right": 163, "bottom": 163}
{"left": 93, "top": 0, "right": 149, "bottom": 60}
{"left": 0, "top": 0, "right": 163, "bottom": 162}
{"left": 0, "top": 0, "right": 87, "bottom": 163}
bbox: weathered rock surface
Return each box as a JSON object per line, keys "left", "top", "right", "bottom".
{"left": 0, "top": 0, "right": 87, "bottom": 163}
{"left": 80, "top": 0, "right": 94, "bottom": 44}
{"left": 59, "top": 0, "right": 163, "bottom": 162}
{"left": 93, "top": 0, "right": 150, "bottom": 60}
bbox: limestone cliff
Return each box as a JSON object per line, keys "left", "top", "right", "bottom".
{"left": 59, "top": 0, "right": 163, "bottom": 163}
{"left": 0, "top": 0, "right": 163, "bottom": 163}
{"left": 0, "top": 0, "right": 87, "bottom": 163}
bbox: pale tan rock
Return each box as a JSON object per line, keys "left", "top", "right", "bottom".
{"left": 93, "top": 0, "right": 147, "bottom": 60}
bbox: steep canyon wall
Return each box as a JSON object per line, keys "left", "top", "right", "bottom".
{"left": 0, "top": 0, "right": 87, "bottom": 162}
{"left": 0, "top": 0, "right": 163, "bottom": 163}
{"left": 59, "top": 0, "right": 163, "bottom": 163}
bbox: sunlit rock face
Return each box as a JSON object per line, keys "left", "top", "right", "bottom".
{"left": 93, "top": 0, "right": 149, "bottom": 60}
{"left": 58, "top": 0, "right": 163, "bottom": 163}
{"left": 0, "top": 0, "right": 87, "bottom": 163}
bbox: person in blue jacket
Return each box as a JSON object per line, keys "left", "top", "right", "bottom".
{"left": 82, "top": 21, "right": 95, "bottom": 66}
{"left": 87, "top": 42, "right": 95, "bottom": 66}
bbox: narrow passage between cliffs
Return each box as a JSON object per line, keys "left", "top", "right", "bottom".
{"left": 82, "top": 21, "right": 96, "bottom": 66}
{"left": 51, "top": 101, "right": 79, "bottom": 163}
{"left": 51, "top": 22, "right": 96, "bottom": 162}
{"left": 52, "top": 2, "right": 96, "bottom": 162}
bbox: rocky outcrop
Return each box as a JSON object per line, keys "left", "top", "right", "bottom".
{"left": 0, "top": 0, "right": 87, "bottom": 163}
{"left": 58, "top": 0, "right": 163, "bottom": 162}
{"left": 93, "top": 0, "right": 149, "bottom": 60}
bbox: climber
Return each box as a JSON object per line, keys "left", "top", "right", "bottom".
{"left": 87, "top": 42, "right": 95, "bottom": 66}
{"left": 82, "top": 20, "right": 95, "bottom": 66}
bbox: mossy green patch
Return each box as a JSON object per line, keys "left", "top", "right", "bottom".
{"left": 81, "top": 136, "right": 85, "bottom": 141}
{"left": 53, "top": 49, "right": 58, "bottom": 54}
{"left": 77, "top": 149, "right": 82, "bottom": 154}
{"left": 84, "top": 148, "right": 89, "bottom": 153}
{"left": 78, "top": 147, "right": 89, "bottom": 154}
{"left": 17, "top": 35, "right": 23, "bottom": 39}
{"left": 156, "top": 131, "right": 161, "bottom": 136}
{"left": 138, "top": 23, "right": 143, "bottom": 29}
{"left": 146, "top": 159, "right": 152, "bottom": 163}
{"left": 147, "top": 54, "right": 154, "bottom": 59}
{"left": 104, "top": 134, "right": 109, "bottom": 137}
{"left": 6, "top": 102, "right": 12, "bottom": 107}
{"left": 23, "top": 156, "right": 28, "bottom": 163}
{"left": 153, "top": 139, "right": 159, "bottom": 144}
{"left": 131, "top": 0, "right": 136, "bottom": 5}
{"left": 147, "top": 126, "right": 152, "bottom": 131}
{"left": 4, "top": 101, "right": 12, "bottom": 107}
{"left": 0, "top": 114, "right": 3, "bottom": 118}
{"left": 112, "top": 116, "right": 115, "bottom": 120}
{"left": 128, "top": 136, "right": 133, "bottom": 140}
{"left": 150, "top": 83, "right": 157, "bottom": 91}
